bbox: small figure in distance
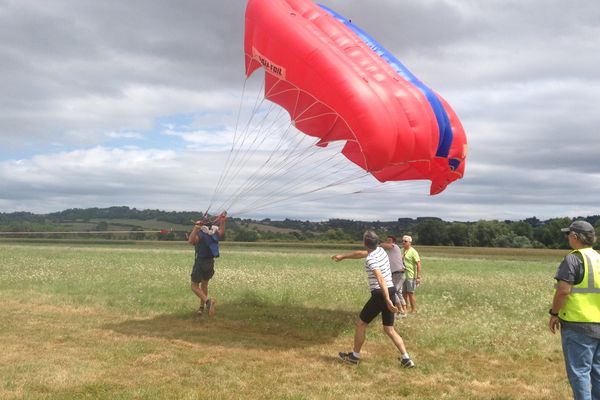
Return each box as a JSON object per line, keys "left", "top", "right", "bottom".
{"left": 188, "top": 211, "right": 227, "bottom": 317}
{"left": 332, "top": 230, "right": 415, "bottom": 368}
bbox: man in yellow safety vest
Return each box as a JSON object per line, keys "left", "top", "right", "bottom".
{"left": 549, "top": 220, "right": 600, "bottom": 400}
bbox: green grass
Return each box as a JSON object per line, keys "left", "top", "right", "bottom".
{"left": 0, "top": 242, "right": 570, "bottom": 399}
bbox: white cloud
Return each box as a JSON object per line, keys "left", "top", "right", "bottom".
{"left": 105, "top": 131, "right": 143, "bottom": 139}
{"left": 1, "top": 0, "right": 600, "bottom": 221}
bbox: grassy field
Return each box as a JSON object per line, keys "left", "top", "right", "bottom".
{"left": 0, "top": 241, "right": 572, "bottom": 399}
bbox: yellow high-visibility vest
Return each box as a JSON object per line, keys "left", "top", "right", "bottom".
{"left": 559, "top": 247, "right": 600, "bottom": 323}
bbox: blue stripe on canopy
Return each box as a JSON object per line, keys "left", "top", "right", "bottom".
{"left": 319, "top": 4, "right": 452, "bottom": 157}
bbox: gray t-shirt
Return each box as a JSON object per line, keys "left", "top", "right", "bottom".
{"left": 386, "top": 243, "right": 405, "bottom": 273}
{"left": 555, "top": 252, "right": 600, "bottom": 339}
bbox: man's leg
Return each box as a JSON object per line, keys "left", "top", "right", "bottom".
{"left": 339, "top": 297, "right": 375, "bottom": 363}
{"left": 562, "top": 328, "right": 594, "bottom": 400}
{"left": 381, "top": 307, "right": 414, "bottom": 367}
{"left": 397, "top": 273, "right": 407, "bottom": 314}
{"left": 392, "top": 273, "right": 406, "bottom": 314}
{"left": 202, "top": 279, "right": 216, "bottom": 316}
{"left": 591, "top": 337, "right": 600, "bottom": 400}
{"left": 407, "top": 292, "right": 417, "bottom": 313}
{"left": 190, "top": 281, "right": 208, "bottom": 302}
{"left": 200, "top": 280, "right": 209, "bottom": 299}
{"left": 383, "top": 325, "right": 408, "bottom": 354}
{"left": 353, "top": 319, "right": 368, "bottom": 354}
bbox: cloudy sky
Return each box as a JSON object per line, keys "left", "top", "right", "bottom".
{"left": 1, "top": 0, "right": 599, "bottom": 222}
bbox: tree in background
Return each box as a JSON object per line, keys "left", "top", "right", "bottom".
{"left": 414, "top": 219, "right": 449, "bottom": 245}
{"left": 447, "top": 223, "right": 471, "bottom": 246}
{"left": 472, "top": 220, "right": 509, "bottom": 247}
{"left": 234, "top": 228, "right": 259, "bottom": 242}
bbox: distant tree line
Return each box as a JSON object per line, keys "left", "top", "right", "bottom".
{"left": 1, "top": 207, "right": 599, "bottom": 249}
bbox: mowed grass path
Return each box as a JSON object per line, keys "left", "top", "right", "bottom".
{"left": 0, "top": 242, "right": 571, "bottom": 399}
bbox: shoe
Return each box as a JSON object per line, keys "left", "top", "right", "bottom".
{"left": 338, "top": 352, "right": 360, "bottom": 365}
{"left": 197, "top": 302, "right": 205, "bottom": 316}
{"left": 399, "top": 357, "right": 415, "bottom": 368}
{"left": 206, "top": 298, "right": 216, "bottom": 316}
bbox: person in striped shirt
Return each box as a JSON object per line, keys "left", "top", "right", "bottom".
{"left": 332, "top": 230, "right": 415, "bottom": 368}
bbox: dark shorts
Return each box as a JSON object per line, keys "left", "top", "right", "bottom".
{"left": 359, "top": 287, "right": 397, "bottom": 327}
{"left": 191, "top": 257, "right": 215, "bottom": 283}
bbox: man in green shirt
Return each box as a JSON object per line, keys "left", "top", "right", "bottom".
{"left": 401, "top": 235, "right": 421, "bottom": 314}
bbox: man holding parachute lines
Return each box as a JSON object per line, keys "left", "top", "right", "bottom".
{"left": 188, "top": 211, "right": 227, "bottom": 316}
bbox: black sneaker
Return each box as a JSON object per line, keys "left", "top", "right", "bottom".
{"left": 399, "top": 357, "right": 415, "bottom": 368}
{"left": 197, "top": 302, "right": 205, "bottom": 316}
{"left": 338, "top": 352, "right": 360, "bottom": 365}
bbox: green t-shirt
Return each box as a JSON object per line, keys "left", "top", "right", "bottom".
{"left": 402, "top": 247, "right": 420, "bottom": 279}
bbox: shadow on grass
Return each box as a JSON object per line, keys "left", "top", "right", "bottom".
{"left": 103, "top": 297, "right": 358, "bottom": 350}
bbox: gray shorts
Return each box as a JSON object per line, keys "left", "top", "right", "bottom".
{"left": 403, "top": 278, "right": 417, "bottom": 294}
{"left": 392, "top": 271, "right": 406, "bottom": 305}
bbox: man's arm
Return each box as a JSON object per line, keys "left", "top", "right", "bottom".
{"left": 216, "top": 212, "right": 227, "bottom": 238}
{"left": 379, "top": 242, "right": 394, "bottom": 250}
{"left": 549, "top": 280, "right": 572, "bottom": 333}
{"left": 188, "top": 225, "right": 200, "bottom": 245}
{"left": 373, "top": 268, "right": 398, "bottom": 313}
{"left": 416, "top": 260, "right": 422, "bottom": 283}
{"left": 331, "top": 250, "right": 368, "bottom": 262}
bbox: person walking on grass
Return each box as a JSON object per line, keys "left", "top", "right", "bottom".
{"left": 332, "top": 230, "right": 415, "bottom": 368}
{"left": 188, "top": 212, "right": 227, "bottom": 316}
{"left": 549, "top": 220, "right": 600, "bottom": 400}
{"left": 380, "top": 235, "right": 408, "bottom": 317}
{"left": 401, "top": 235, "right": 421, "bottom": 314}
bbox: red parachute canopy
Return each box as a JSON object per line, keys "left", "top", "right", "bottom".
{"left": 244, "top": 0, "right": 467, "bottom": 194}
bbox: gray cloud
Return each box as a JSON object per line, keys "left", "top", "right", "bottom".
{"left": 1, "top": 0, "right": 599, "bottom": 221}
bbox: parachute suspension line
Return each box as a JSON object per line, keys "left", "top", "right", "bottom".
{"left": 230, "top": 124, "right": 350, "bottom": 206}
{"left": 226, "top": 86, "right": 370, "bottom": 213}
{"left": 233, "top": 171, "right": 371, "bottom": 216}
{"left": 221, "top": 127, "right": 323, "bottom": 212}
{"left": 210, "top": 78, "right": 300, "bottom": 213}
{"left": 211, "top": 104, "right": 291, "bottom": 213}
{"left": 217, "top": 102, "right": 291, "bottom": 201}
{"left": 215, "top": 117, "right": 294, "bottom": 212}
{"left": 212, "top": 82, "right": 313, "bottom": 212}
{"left": 223, "top": 115, "right": 368, "bottom": 215}
{"left": 210, "top": 110, "right": 294, "bottom": 212}
{"left": 207, "top": 76, "right": 268, "bottom": 214}
{"left": 232, "top": 154, "right": 366, "bottom": 216}
{"left": 210, "top": 74, "right": 377, "bottom": 217}
{"left": 207, "top": 77, "right": 255, "bottom": 214}
{"left": 218, "top": 104, "right": 289, "bottom": 196}
{"left": 207, "top": 79, "right": 249, "bottom": 215}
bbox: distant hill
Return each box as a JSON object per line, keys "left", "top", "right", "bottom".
{"left": 1, "top": 206, "right": 599, "bottom": 248}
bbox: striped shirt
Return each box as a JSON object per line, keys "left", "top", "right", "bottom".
{"left": 364, "top": 247, "right": 393, "bottom": 291}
